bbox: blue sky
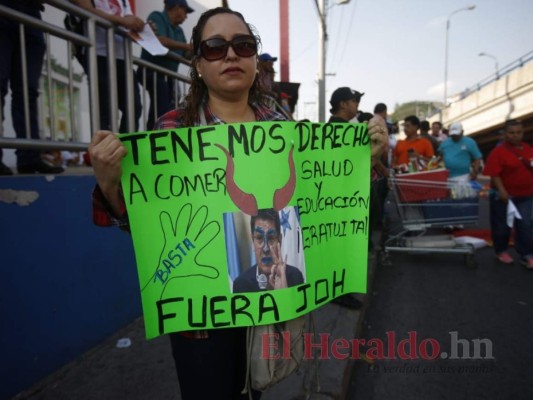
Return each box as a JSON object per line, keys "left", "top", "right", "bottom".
{"left": 227, "top": 0, "right": 533, "bottom": 120}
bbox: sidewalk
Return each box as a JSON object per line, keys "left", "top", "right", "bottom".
{"left": 14, "top": 250, "right": 379, "bottom": 400}
{"left": 13, "top": 317, "right": 182, "bottom": 400}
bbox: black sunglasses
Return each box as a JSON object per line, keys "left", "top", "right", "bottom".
{"left": 198, "top": 35, "right": 258, "bottom": 61}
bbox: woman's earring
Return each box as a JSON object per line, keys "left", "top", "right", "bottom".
{"left": 198, "top": 72, "right": 202, "bottom": 78}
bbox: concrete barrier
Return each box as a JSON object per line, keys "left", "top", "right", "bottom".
{"left": 0, "top": 174, "right": 140, "bottom": 399}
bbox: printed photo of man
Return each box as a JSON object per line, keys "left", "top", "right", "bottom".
{"left": 231, "top": 208, "right": 305, "bottom": 293}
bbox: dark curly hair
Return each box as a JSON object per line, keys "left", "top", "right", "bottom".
{"left": 250, "top": 209, "right": 281, "bottom": 237}
{"left": 183, "top": 7, "right": 271, "bottom": 126}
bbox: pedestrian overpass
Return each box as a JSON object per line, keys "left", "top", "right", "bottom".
{"left": 431, "top": 50, "right": 533, "bottom": 156}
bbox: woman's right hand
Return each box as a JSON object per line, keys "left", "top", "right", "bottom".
{"left": 89, "top": 131, "right": 127, "bottom": 200}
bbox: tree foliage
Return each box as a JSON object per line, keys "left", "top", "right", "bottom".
{"left": 391, "top": 101, "right": 442, "bottom": 122}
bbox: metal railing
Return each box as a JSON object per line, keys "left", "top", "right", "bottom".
{"left": 457, "top": 50, "right": 533, "bottom": 101}
{"left": 443, "top": 50, "right": 533, "bottom": 107}
{"left": 0, "top": 0, "right": 191, "bottom": 153}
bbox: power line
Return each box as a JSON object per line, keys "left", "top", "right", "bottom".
{"left": 328, "top": 3, "right": 348, "bottom": 72}
{"left": 336, "top": 0, "right": 358, "bottom": 67}
{"left": 291, "top": 0, "right": 321, "bottom": 62}
{"left": 292, "top": 39, "right": 318, "bottom": 61}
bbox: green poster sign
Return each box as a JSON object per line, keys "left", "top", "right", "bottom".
{"left": 120, "top": 121, "right": 370, "bottom": 339}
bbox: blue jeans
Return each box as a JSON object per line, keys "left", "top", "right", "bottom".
{"left": 489, "top": 193, "right": 533, "bottom": 258}
{"left": 96, "top": 56, "right": 141, "bottom": 133}
{"left": 0, "top": 4, "right": 46, "bottom": 166}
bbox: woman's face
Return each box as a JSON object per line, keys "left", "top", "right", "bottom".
{"left": 196, "top": 13, "right": 258, "bottom": 99}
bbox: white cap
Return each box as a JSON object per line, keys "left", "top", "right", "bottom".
{"left": 449, "top": 122, "right": 463, "bottom": 136}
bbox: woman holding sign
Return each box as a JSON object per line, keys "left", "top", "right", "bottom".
{"left": 90, "top": 7, "right": 286, "bottom": 400}
{"left": 89, "top": 6, "right": 388, "bottom": 400}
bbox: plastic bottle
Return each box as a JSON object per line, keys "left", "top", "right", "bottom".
{"left": 407, "top": 149, "right": 417, "bottom": 172}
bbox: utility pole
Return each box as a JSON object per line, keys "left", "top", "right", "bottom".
{"left": 279, "top": 0, "right": 289, "bottom": 82}
{"left": 316, "top": 0, "right": 350, "bottom": 121}
{"left": 317, "top": 0, "right": 326, "bottom": 122}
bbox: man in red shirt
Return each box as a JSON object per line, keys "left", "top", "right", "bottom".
{"left": 483, "top": 119, "right": 533, "bottom": 268}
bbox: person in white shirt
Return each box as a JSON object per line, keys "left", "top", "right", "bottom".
{"left": 73, "top": 0, "right": 144, "bottom": 133}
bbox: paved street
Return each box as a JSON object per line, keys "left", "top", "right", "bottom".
{"left": 347, "top": 196, "right": 533, "bottom": 400}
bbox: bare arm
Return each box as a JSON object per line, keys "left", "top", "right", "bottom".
{"left": 470, "top": 158, "right": 481, "bottom": 179}
{"left": 419, "top": 140, "right": 435, "bottom": 162}
{"left": 491, "top": 176, "right": 508, "bottom": 203}
{"left": 157, "top": 36, "right": 192, "bottom": 52}
{"left": 145, "top": 20, "right": 192, "bottom": 54}
{"left": 89, "top": 131, "right": 127, "bottom": 216}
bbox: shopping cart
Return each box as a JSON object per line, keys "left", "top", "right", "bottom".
{"left": 380, "top": 168, "right": 480, "bottom": 268}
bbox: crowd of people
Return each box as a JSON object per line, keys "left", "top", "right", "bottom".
{"left": 1, "top": 2, "right": 532, "bottom": 399}
{"left": 386, "top": 112, "right": 532, "bottom": 269}
{"left": 0, "top": 0, "right": 299, "bottom": 177}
